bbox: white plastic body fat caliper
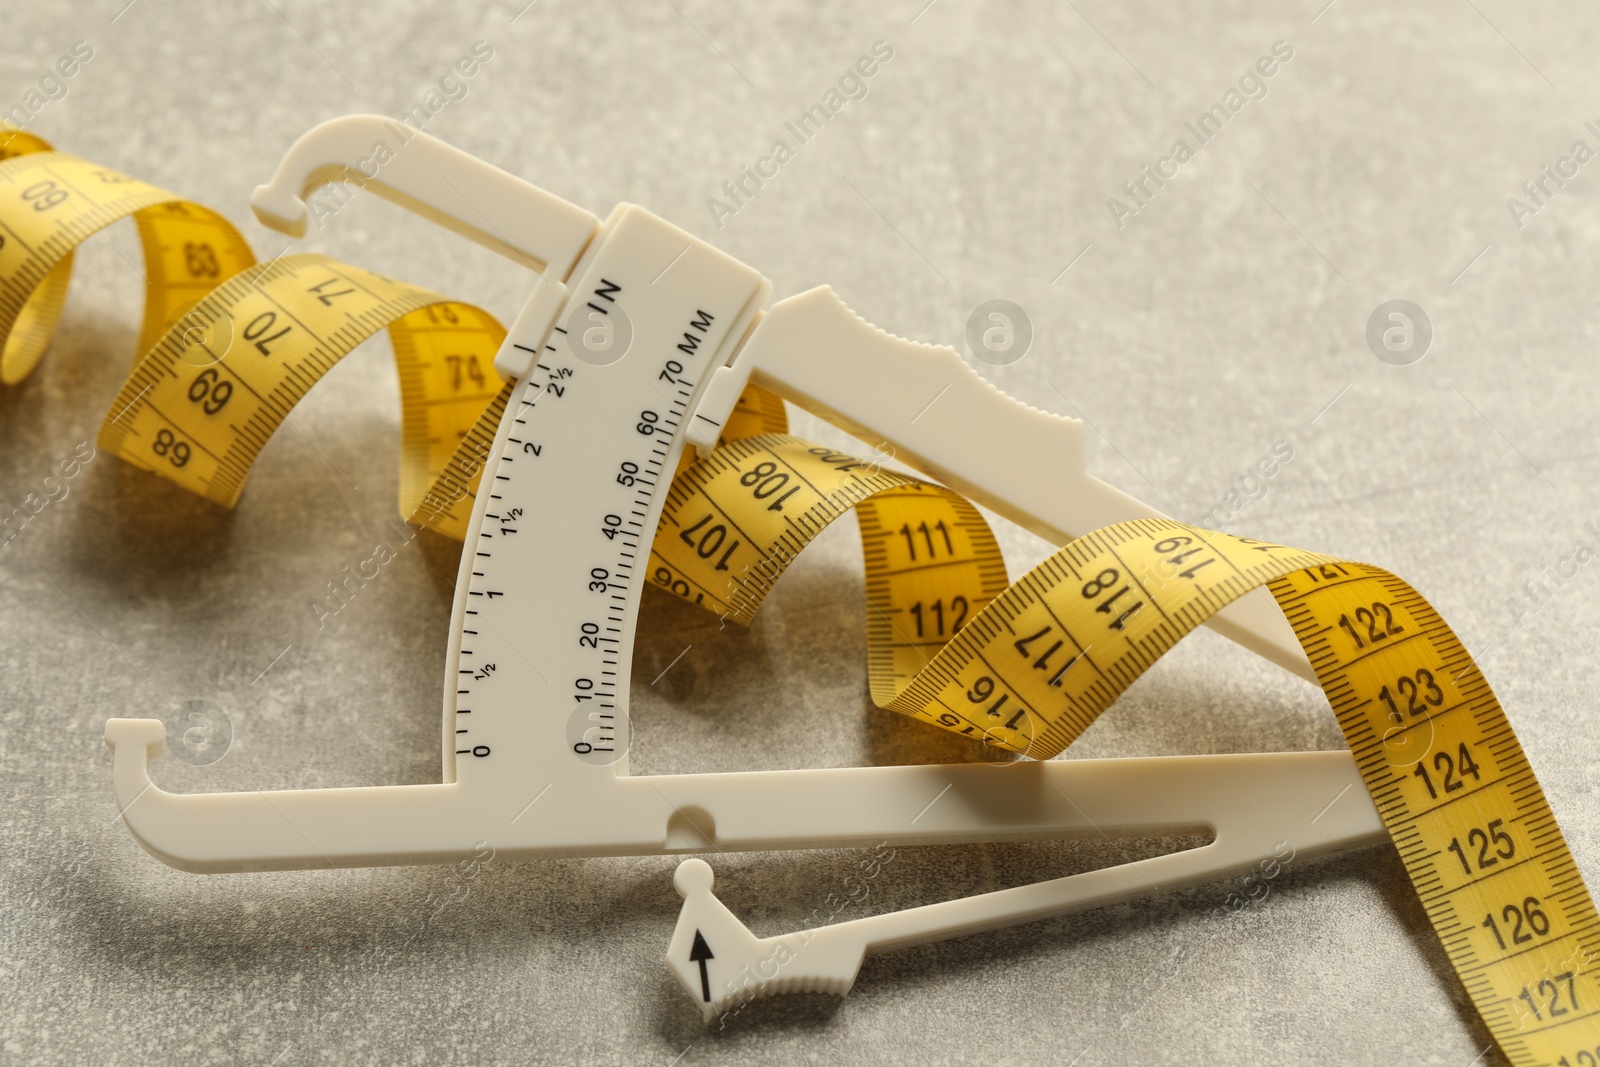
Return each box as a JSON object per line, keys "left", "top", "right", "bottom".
{"left": 102, "top": 115, "right": 1384, "bottom": 1020}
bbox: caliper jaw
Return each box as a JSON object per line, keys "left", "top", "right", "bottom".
{"left": 666, "top": 859, "right": 865, "bottom": 1023}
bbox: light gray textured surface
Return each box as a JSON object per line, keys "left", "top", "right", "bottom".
{"left": 3, "top": 1, "right": 1598, "bottom": 1064}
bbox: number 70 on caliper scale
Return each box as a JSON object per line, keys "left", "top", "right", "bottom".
{"left": 102, "top": 114, "right": 1394, "bottom": 1020}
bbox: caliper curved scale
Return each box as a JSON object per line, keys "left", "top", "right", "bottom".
{"left": 103, "top": 115, "right": 1383, "bottom": 1017}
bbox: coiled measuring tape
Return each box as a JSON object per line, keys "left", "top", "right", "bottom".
{"left": 6, "top": 133, "right": 1596, "bottom": 1064}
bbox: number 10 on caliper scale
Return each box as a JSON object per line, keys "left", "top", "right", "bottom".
{"left": 104, "top": 115, "right": 1391, "bottom": 1019}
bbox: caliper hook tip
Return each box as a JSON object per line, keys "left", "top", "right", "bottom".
{"left": 249, "top": 182, "right": 309, "bottom": 238}
{"left": 104, "top": 717, "right": 165, "bottom": 761}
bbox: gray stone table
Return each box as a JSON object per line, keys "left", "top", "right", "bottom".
{"left": 2, "top": 2, "right": 1597, "bottom": 1064}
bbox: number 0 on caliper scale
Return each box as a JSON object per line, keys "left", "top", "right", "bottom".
{"left": 104, "top": 116, "right": 1389, "bottom": 1020}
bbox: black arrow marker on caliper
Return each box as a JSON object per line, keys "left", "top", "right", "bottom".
{"left": 689, "top": 930, "right": 714, "bottom": 1002}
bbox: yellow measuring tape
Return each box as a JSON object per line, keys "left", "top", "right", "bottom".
{"left": 0, "top": 130, "right": 257, "bottom": 386}
{"left": 0, "top": 134, "right": 514, "bottom": 538}
{"left": 4, "top": 133, "right": 1595, "bottom": 1064}
{"left": 97, "top": 253, "right": 508, "bottom": 537}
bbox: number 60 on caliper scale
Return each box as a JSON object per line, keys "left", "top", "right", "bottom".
{"left": 97, "top": 116, "right": 1586, "bottom": 1046}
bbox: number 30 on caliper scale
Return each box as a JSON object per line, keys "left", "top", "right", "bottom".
{"left": 99, "top": 116, "right": 1580, "bottom": 1040}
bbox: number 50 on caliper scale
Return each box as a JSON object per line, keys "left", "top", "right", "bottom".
{"left": 101, "top": 116, "right": 1598, "bottom": 1057}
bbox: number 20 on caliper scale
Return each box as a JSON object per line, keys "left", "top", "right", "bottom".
{"left": 98, "top": 116, "right": 1598, "bottom": 1060}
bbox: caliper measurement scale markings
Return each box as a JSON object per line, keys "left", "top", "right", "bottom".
{"left": 443, "top": 207, "right": 769, "bottom": 790}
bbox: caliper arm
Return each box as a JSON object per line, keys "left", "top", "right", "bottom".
{"left": 689, "top": 287, "right": 1315, "bottom": 681}
{"left": 251, "top": 112, "right": 598, "bottom": 278}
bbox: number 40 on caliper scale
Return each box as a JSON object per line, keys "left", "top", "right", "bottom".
{"left": 103, "top": 114, "right": 1390, "bottom": 1020}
